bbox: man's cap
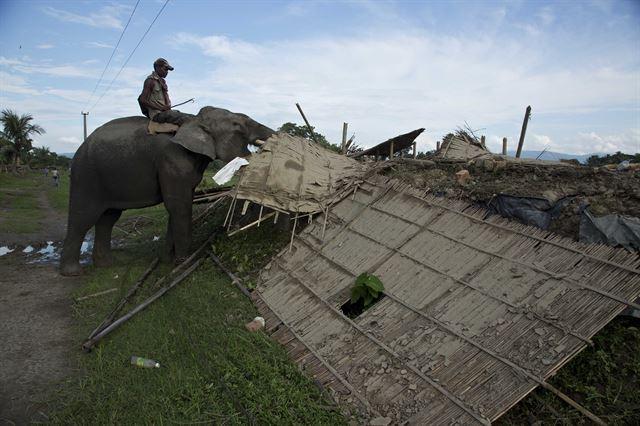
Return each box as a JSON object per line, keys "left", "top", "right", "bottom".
{"left": 154, "top": 58, "right": 174, "bottom": 71}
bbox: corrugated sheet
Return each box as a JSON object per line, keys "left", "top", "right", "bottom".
{"left": 255, "top": 175, "right": 640, "bottom": 424}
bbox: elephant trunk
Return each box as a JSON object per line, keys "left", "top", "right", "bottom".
{"left": 249, "top": 123, "right": 276, "bottom": 145}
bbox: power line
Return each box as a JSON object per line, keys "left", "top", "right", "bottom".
{"left": 89, "top": 0, "right": 170, "bottom": 112}
{"left": 83, "top": 0, "right": 140, "bottom": 111}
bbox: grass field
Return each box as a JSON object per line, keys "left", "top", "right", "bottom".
{"left": 52, "top": 205, "right": 346, "bottom": 425}
{"left": 1, "top": 169, "right": 638, "bottom": 424}
{"left": 0, "top": 171, "right": 46, "bottom": 233}
{"left": 0, "top": 170, "right": 69, "bottom": 234}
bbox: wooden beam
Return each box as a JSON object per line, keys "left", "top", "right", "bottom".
{"left": 516, "top": 105, "right": 532, "bottom": 158}
{"left": 295, "top": 102, "right": 319, "bottom": 144}
{"left": 341, "top": 122, "right": 348, "bottom": 154}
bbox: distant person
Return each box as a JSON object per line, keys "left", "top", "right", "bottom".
{"left": 52, "top": 168, "right": 59, "bottom": 187}
{"left": 43, "top": 167, "right": 49, "bottom": 177}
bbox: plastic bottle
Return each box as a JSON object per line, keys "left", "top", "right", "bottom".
{"left": 131, "top": 356, "right": 160, "bottom": 368}
{"left": 245, "top": 316, "right": 265, "bottom": 332}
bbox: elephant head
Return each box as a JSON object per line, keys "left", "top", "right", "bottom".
{"left": 171, "top": 106, "right": 274, "bottom": 162}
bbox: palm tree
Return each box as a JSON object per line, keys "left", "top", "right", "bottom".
{"left": 30, "top": 146, "right": 53, "bottom": 167}
{"left": 0, "top": 109, "right": 45, "bottom": 168}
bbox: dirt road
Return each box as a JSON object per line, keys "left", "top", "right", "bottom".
{"left": 0, "top": 186, "right": 82, "bottom": 424}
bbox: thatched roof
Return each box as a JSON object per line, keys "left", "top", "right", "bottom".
{"left": 349, "top": 128, "right": 425, "bottom": 159}
{"left": 254, "top": 175, "right": 640, "bottom": 424}
{"left": 437, "top": 131, "right": 491, "bottom": 161}
{"left": 233, "top": 133, "right": 368, "bottom": 214}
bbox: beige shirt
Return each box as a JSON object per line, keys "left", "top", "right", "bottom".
{"left": 146, "top": 72, "right": 170, "bottom": 118}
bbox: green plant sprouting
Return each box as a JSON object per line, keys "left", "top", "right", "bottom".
{"left": 350, "top": 273, "right": 384, "bottom": 308}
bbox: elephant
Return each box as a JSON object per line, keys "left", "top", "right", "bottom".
{"left": 59, "top": 106, "right": 274, "bottom": 276}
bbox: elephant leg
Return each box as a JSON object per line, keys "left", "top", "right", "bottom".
{"left": 163, "top": 193, "right": 193, "bottom": 264}
{"left": 60, "top": 207, "right": 104, "bottom": 276}
{"left": 93, "top": 208, "right": 122, "bottom": 267}
{"left": 162, "top": 216, "right": 175, "bottom": 263}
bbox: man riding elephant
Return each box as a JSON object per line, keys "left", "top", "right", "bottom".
{"left": 138, "top": 58, "right": 190, "bottom": 133}
{"left": 139, "top": 57, "right": 173, "bottom": 119}
{"left": 59, "top": 106, "right": 275, "bottom": 276}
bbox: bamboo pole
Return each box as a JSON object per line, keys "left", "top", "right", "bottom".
{"left": 209, "top": 253, "right": 251, "bottom": 298}
{"left": 516, "top": 105, "right": 531, "bottom": 158}
{"left": 412, "top": 141, "right": 417, "bottom": 159}
{"left": 83, "top": 258, "right": 205, "bottom": 351}
{"left": 192, "top": 197, "right": 226, "bottom": 224}
{"left": 228, "top": 211, "right": 276, "bottom": 236}
{"left": 87, "top": 257, "right": 159, "bottom": 340}
{"left": 83, "top": 231, "right": 219, "bottom": 350}
{"left": 257, "top": 205, "right": 264, "bottom": 228}
{"left": 341, "top": 122, "right": 348, "bottom": 154}
{"left": 289, "top": 215, "right": 298, "bottom": 253}
{"left": 75, "top": 287, "right": 118, "bottom": 302}
{"left": 192, "top": 191, "right": 230, "bottom": 204}
{"left": 295, "top": 103, "right": 319, "bottom": 144}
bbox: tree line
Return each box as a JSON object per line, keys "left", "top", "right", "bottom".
{"left": 0, "top": 109, "right": 70, "bottom": 171}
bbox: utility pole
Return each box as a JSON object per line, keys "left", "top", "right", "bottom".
{"left": 341, "top": 122, "right": 348, "bottom": 154}
{"left": 516, "top": 105, "right": 531, "bottom": 159}
{"left": 81, "top": 112, "right": 89, "bottom": 141}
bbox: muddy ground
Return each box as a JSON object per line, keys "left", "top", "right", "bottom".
{"left": 0, "top": 187, "right": 80, "bottom": 424}
{"left": 387, "top": 160, "right": 640, "bottom": 241}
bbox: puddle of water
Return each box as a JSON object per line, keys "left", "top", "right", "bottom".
{"left": 37, "top": 241, "right": 55, "bottom": 254}
{"left": 0, "top": 246, "right": 15, "bottom": 256}
{"left": 26, "top": 238, "right": 94, "bottom": 265}
{"left": 23, "top": 245, "right": 34, "bottom": 253}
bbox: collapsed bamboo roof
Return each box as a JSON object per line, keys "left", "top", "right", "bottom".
{"left": 349, "top": 128, "right": 425, "bottom": 159}
{"left": 254, "top": 175, "right": 640, "bottom": 424}
{"left": 437, "top": 132, "right": 492, "bottom": 161}
{"left": 233, "top": 133, "right": 368, "bottom": 214}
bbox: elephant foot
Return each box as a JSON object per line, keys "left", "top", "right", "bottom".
{"left": 60, "top": 262, "right": 83, "bottom": 276}
{"left": 93, "top": 255, "right": 113, "bottom": 268}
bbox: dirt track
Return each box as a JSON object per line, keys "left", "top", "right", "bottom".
{"left": 0, "top": 186, "right": 81, "bottom": 424}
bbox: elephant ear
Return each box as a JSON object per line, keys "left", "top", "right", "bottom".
{"left": 170, "top": 120, "right": 216, "bottom": 160}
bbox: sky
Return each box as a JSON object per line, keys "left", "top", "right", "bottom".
{"left": 0, "top": 0, "right": 639, "bottom": 156}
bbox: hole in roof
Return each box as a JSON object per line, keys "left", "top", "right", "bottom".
{"left": 340, "top": 294, "right": 385, "bottom": 319}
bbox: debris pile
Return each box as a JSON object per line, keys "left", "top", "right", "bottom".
{"left": 387, "top": 153, "right": 640, "bottom": 243}
{"left": 436, "top": 130, "right": 491, "bottom": 161}
{"left": 233, "top": 133, "right": 368, "bottom": 215}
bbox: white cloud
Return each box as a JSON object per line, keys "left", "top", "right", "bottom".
{"left": 42, "top": 5, "right": 129, "bottom": 30}
{"left": 537, "top": 7, "right": 555, "bottom": 26}
{"left": 59, "top": 136, "right": 81, "bottom": 144}
{"left": 86, "top": 41, "right": 114, "bottom": 49}
{"left": 0, "top": 72, "right": 40, "bottom": 95}
{"left": 167, "top": 31, "right": 638, "bottom": 153}
{"left": 171, "top": 33, "right": 258, "bottom": 59}
{"left": 2, "top": 56, "right": 96, "bottom": 78}
{"left": 0, "top": 57, "right": 25, "bottom": 66}
{"left": 574, "top": 130, "right": 640, "bottom": 154}
{"left": 36, "top": 44, "right": 55, "bottom": 49}
{"left": 530, "top": 134, "right": 555, "bottom": 149}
